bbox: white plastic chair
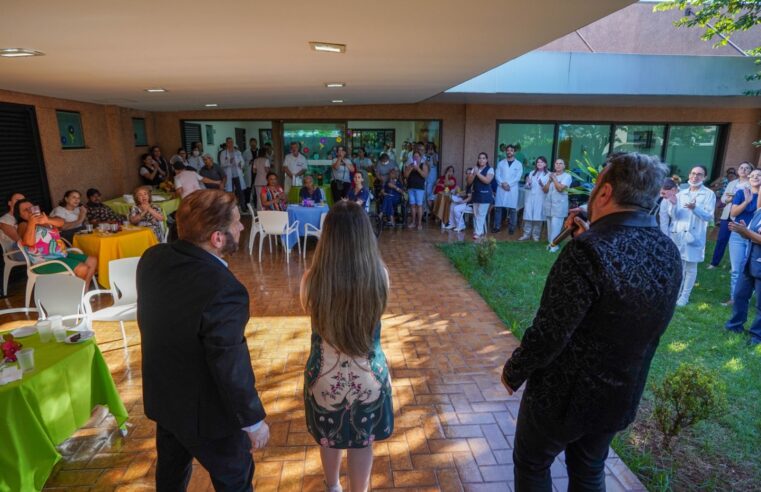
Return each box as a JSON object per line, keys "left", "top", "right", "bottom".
{"left": 18, "top": 241, "right": 79, "bottom": 309}
{"left": 256, "top": 211, "right": 300, "bottom": 264}
{"left": 1, "top": 240, "right": 26, "bottom": 298}
{"left": 82, "top": 257, "right": 138, "bottom": 352}
{"left": 34, "top": 274, "right": 87, "bottom": 329}
{"left": 247, "top": 203, "right": 264, "bottom": 255}
{"left": 303, "top": 213, "right": 327, "bottom": 259}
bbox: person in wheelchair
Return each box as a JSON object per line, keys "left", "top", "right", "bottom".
{"left": 380, "top": 168, "right": 405, "bottom": 228}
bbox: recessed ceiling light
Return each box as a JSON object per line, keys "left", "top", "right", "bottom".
{"left": 204, "top": 103, "right": 218, "bottom": 107}
{"left": 332, "top": 99, "right": 344, "bottom": 104}
{"left": 325, "top": 82, "right": 346, "bottom": 88}
{"left": 0, "top": 48, "right": 44, "bottom": 58}
{"left": 310, "top": 42, "right": 346, "bottom": 54}
{"left": 144, "top": 88, "right": 167, "bottom": 93}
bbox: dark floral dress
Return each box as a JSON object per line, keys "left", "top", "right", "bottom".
{"left": 304, "top": 324, "right": 393, "bottom": 449}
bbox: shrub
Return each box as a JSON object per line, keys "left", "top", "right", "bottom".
{"left": 475, "top": 237, "right": 497, "bottom": 270}
{"left": 653, "top": 363, "right": 727, "bottom": 450}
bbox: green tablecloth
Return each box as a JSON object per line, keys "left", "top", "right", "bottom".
{"left": 0, "top": 328, "right": 128, "bottom": 492}
{"left": 287, "top": 185, "right": 333, "bottom": 206}
{"left": 103, "top": 194, "right": 180, "bottom": 225}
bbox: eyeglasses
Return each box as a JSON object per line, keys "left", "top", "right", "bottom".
{"left": 689, "top": 172, "right": 705, "bottom": 177}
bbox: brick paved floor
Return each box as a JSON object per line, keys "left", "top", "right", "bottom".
{"left": 2, "top": 223, "right": 645, "bottom": 491}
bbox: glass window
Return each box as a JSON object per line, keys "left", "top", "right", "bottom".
{"left": 283, "top": 122, "right": 346, "bottom": 162}
{"left": 496, "top": 123, "right": 554, "bottom": 168}
{"left": 132, "top": 118, "right": 147, "bottom": 146}
{"left": 665, "top": 125, "right": 720, "bottom": 180}
{"left": 613, "top": 124, "right": 665, "bottom": 157}
{"left": 556, "top": 124, "right": 611, "bottom": 169}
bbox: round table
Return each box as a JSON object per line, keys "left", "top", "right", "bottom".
{"left": 0, "top": 322, "right": 127, "bottom": 492}
{"left": 285, "top": 205, "right": 329, "bottom": 249}
{"left": 72, "top": 227, "right": 158, "bottom": 288}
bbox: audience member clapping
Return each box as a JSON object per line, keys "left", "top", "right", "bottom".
{"left": 129, "top": 186, "right": 165, "bottom": 240}
{"left": 260, "top": 172, "right": 287, "bottom": 211}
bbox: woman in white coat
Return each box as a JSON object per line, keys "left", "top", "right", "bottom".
{"left": 543, "top": 159, "right": 573, "bottom": 252}
{"left": 671, "top": 165, "right": 717, "bottom": 306}
{"left": 519, "top": 156, "right": 549, "bottom": 241}
{"left": 493, "top": 146, "right": 523, "bottom": 234}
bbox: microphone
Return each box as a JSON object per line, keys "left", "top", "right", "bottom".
{"left": 549, "top": 210, "right": 588, "bottom": 248}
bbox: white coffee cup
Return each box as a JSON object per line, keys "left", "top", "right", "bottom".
{"left": 17, "top": 348, "right": 34, "bottom": 372}
{"left": 36, "top": 319, "right": 53, "bottom": 343}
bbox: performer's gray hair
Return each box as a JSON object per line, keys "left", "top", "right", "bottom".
{"left": 601, "top": 153, "right": 669, "bottom": 211}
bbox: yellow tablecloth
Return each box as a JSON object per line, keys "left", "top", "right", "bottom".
{"left": 103, "top": 195, "right": 179, "bottom": 225}
{"left": 72, "top": 227, "right": 157, "bottom": 288}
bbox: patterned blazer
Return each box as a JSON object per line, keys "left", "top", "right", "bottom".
{"left": 503, "top": 210, "right": 682, "bottom": 434}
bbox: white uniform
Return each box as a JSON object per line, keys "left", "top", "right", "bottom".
{"left": 494, "top": 159, "right": 523, "bottom": 209}
{"left": 670, "top": 184, "right": 716, "bottom": 305}
{"left": 671, "top": 184, "right": 716, "bottom": 263}
{"left": 219, "top": 149, "right": 245, "bottom": 193}
{"left": 523, "top": 171, "right": 548, "bottom": 221}
{"left": 284, "top": 153, "right": 308, "bottom": 193}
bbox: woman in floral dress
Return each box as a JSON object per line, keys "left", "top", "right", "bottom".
{"left": 301, "top": 200, "right": 393, "bottom": 492}
{"left": 129, "top": 186, "right": 164, "bottom": 241}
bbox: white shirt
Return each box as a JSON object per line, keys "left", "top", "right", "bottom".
{"left": 0, "top": 213, "right": 17, "bottom": 250}
{"left": 284, "top": 153, "right": 308, "bottom": 188}
{"left": 495, "top": 159, "right": 523, "bottom": 208}
{"left": 219, "top": 149, "right": 245, "bottom": 191}
{"left": 51, "top": 206, "right": 82, "bottom": 223}
{"left": 174, "top": 170, "right": 204, "bottom": 198}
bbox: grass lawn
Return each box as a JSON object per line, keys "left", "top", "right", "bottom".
{"left": 439, "top": 239, "right": 761, "bottom": 491}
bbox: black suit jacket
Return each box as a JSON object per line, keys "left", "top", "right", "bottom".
{"left": 137, "top": 240, "right": 265, "bottom": 443}
{"left": 503, "top": 211, "right": 682, "bottom": 434}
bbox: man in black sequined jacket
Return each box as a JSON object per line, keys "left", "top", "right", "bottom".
{"left": 502, "top": 153, "right": 682, "bottom": 492}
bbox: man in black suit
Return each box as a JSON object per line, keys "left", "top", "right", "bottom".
{"left": 502, "top": 153, "right": 682, "bottom": 491}
{"left": 137, "top": 189, "right": 269, "bottom": 491}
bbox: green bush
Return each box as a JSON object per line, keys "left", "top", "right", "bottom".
{"left": 475, "top": 237, "right": 497, "bottom": 269}
{"left": 653, "top": 363, "right": 727, "bottom": 451}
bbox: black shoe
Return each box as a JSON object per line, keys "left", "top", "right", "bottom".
{"left": 508, "top": 229, "right": 515, "bottom": 235}
{"left": 491, "top": 228, "right": 500, "bottom": 233}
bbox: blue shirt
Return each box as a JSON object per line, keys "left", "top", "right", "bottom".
{"left": 347, "top": 186, "right": 370, "bottom": 205}
{"left": 732, "top": 189, "right": 758, "bottom": 224}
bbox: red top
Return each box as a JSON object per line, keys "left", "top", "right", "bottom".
{"left": 434, "top": 176, "right": 457, "bottom": 194}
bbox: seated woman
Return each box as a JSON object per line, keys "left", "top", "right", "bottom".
{"left": 15, "top": 199, "right": 97, "bottom": 284}
{"left": 51, "top": 189, "right": 88, "bottom": 243}
{"left": 299, "top": 175, "right": 325, "bottom": 204}
{"left": 433, "top": 166, "right": 457, "bottom": 228}
{"left": 139, "top": 153, "right": 166, "bottom": 186}
{"left": 346, "top": 172, "right": 370, "bottom": 211}
{"left": 380, "top": 168, "right": 404, "bottom": 227}
{"left": 261, "top": 172, "right": 287, "bottom": 211}
{"left": 445, "top": 168, "right": 475, "bottom": 232}
{"left": 129, "top": 186, "right": 165, "bottom": 241}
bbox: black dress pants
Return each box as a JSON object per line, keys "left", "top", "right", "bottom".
{"left": 513, "top": 400, "right": 615, "bottom": 492}
{"left": 155, "top": 424, "right": 254, "bottom": 492}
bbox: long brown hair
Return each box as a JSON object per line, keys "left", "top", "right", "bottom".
{"left": 301, "top": 201, "right": 388, "bottom": 356}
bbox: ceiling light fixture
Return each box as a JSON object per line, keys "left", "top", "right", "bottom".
{"left": 204, "top": 103, "right": 218, "bottom": 107}
{"left": 144, "top": 88, "right": 167, "bottom": 93}
{"left": 331, "top": 99, "right": 344, "bottom": 104}
{"left": 310, "top": 42, "right": 346, "bottom": 54}
{"left": 325, "top": 82, "right": 346, "bottom": 88}
{"left": 0, "top": 48, "right": 44, "bottom": 58}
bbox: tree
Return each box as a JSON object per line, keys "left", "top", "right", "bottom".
{"left": 656, "top": 0, "right": 761, "bottom": 96}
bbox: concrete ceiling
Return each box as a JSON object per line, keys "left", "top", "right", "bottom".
{"left": 0, "top": 0, "right": 633, "bottom": 111}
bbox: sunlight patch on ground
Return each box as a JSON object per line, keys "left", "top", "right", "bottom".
{"left": 667, "top": 340, "right": 689, "bottom": 353}
{"left": 723, "top": 357, "right": 744, "bottom": 372}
